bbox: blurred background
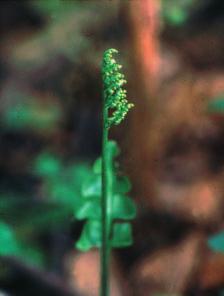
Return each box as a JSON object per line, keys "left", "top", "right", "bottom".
{"left": 1, "top": 0, "right": 224, "bottom": 295}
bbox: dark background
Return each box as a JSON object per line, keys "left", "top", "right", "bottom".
{"left": 1, "top": 1, "right": 224, "bottom": 295}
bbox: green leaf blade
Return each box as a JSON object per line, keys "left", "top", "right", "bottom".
{"left": 111, "top": 223, "right": 133, "bottom": 248}
{"left": 76, "top": 220, "right": 102, "bottom": 251}
{"left": 75, "top": 200, "right": 101, "bottom": 220}
{"left": 112, "top": 195, "right": 136, "bottom": 220}
{"left": 114, "top": 176, "right": 132, "bottom": 194}
{"left": 81, "top": 175, "right": 102, "bottom": 198}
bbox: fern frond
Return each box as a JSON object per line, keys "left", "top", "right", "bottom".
{"left": 74, "top": 49, "right": 136, "bottom": 296}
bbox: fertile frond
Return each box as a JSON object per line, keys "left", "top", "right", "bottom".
{"left": 102, "top": 48, "right": 134, "bottom": 129}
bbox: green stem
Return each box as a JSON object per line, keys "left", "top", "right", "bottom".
{"left": 101, "top": 101, "right": 110, "bottom": 296}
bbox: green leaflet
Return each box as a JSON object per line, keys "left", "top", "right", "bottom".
{"left": 81, "top": 175, "right": 101, "bottom": 198}
{"left": 111, "top": 223, "right": 133, "bottom": 247}
{"left": 74, "top": 140, "right": 136, "bottom": 251}
{"left": 76, "top": 199, "right": 101, "bottom": 220}
{"left": 76, "top": 220, "right": 101, "bottom": 251}
{"left": 114, "top": 176, "right": 131, "bottom": 194}
{"left": 112, "top": 195, "right": 136, "bottom": 219}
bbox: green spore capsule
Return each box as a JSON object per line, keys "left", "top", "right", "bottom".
{"left": 102, "top": 48, "right": 134, "bottom": 128}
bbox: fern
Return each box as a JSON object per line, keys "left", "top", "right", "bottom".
{"left": 74, "top": 49, "right": 136, "bottom": 296}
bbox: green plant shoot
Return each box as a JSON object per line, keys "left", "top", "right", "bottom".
{"left": 74, "top": 49, "right": 136, "bottom": 296}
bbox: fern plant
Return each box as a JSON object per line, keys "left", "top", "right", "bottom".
{"left": 74, "top": 48, "right": 136, "bottom": 296}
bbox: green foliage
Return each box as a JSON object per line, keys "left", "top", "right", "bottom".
{"left": 34, "top": 153, "right": 61, "bottom": 177}
{"left": 34, "top": 152, "right": 92, "bottom": 210}
{"left": 161, "top": 0, "right": 198, "bottom": 26}
{"left": 1, "top": 153, "right": 93, "bottom": 267}
{"left": 208, "top": 231, "right": 224, "bottom": 252}
{"left": 0, "top": 221, "right": 44, "bottom": 267}
{"left": 102, "top": 49, "right": 134, "bottom": 128}
{"left": 0, "top": 154, "right": 93, "bottom": 267}
{"left": 75, "top": 140, "right": 136, "bottom": 251}
{"left": 32, "top": 0, "right": 82, "bottom": 19}
{"left": 0, "top": 222, "right": 19, "bottom": 256}
{"left": 207, "top": 95, "right": 224, "bottom": 114}
{"left": 3, "top": 99, "right": 61, "bottom": 131}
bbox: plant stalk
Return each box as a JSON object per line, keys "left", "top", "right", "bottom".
{"left": 101, "top": 100, "right": 110, "bottom": 296}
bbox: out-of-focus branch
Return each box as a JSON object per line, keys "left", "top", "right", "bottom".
{"left": 122, "top": 0, "right": 161, "bottom": 203}
{"left": 127, "top": 0, "right": 161, "bottom": 97}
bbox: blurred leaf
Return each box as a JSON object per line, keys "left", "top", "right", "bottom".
{"left": 0, "top": 222, "right": 44, "bottom": 267}
{"left": 208, "top": 231, "right": 224, "bottom": 252}
{"left": 34, "top": 153, "right": 61, "bottom": 178}
{"left": 208, "top": 96, "right": 224, "bottom": 113}
{"left": 33, "top": 155, "right": 93, "bottom": 216}
{"left": 0, "top": 222, "right": 19, "bottom": 256}
{"left": 32, "top": 0, "right": 81, "bottom": 19}
{"left": 162, "top": 0, "right": 197, "bottom": 26}
{"left": 50, "top": 182, "right": 79, "bottom": 206}
{"left": 18, "top": 244, "right": 45, "bottom": 267}
{"left": 19, "top": 206, "right": 70, "bottom": 234}
{"left": 165, "top": 7, "right": 187, "bottom": 25}
{"left": 3, "top": 101, "right": 61, "bottom": 131}
{"left": 69, "top": 164, "right": 92, "bottom": 188}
